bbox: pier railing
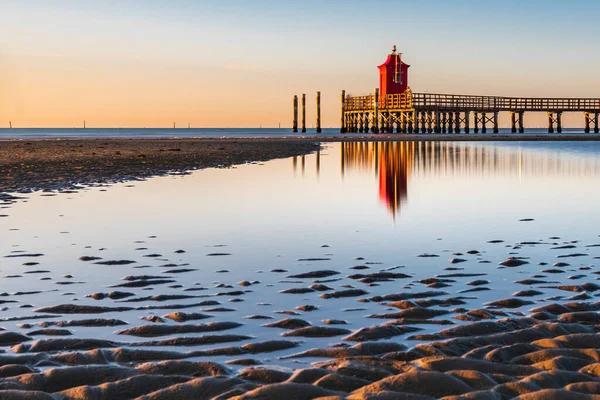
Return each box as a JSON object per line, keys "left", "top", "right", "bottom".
{"left": 413, "top": 93, "right": 600, "bottom": 112}
{"left": 344, "top": 91, "right": 600, "bottom": 112}
{"left": 344, "top": 91, "right": 413, "bottom": 111}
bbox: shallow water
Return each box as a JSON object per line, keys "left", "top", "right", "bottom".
{"left": 1, "top": 140, "right": 600, "bottom": 369}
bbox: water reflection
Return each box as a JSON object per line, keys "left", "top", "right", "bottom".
{"left": 341, "top": 141, "right": 600, "bottom": 218}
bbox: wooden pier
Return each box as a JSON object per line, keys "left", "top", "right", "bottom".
{"left": 286, "top": 45, "right": 597, "bottom": 134}
{"left": 341, "top": 90, "right": 600, "bottom": 134}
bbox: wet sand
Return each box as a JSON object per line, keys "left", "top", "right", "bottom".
{"left": 2, "top": 135, "right": 600, "bottom": 193}
{"left": 2, "top": 138, "right": 600, "bottom": 399}
{"left": 1, "top": 236, "right": 600, "bottom": 399}
{"left": 0, "top": 139, "right": 320, "bottom": 193}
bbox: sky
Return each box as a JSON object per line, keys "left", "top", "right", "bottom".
{"left": 1, "top": 0, "right": 599, "bottom": 128}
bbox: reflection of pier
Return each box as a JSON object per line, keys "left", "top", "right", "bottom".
{"left": 342, "top": 141, "right": 600, "bottom": 217}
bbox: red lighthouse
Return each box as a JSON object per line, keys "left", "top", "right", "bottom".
{"left": 378, "top": 45, "right": 410, "bottom": 97}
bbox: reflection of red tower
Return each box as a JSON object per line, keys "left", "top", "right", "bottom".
{"left": 378, "top": 143, "right": 411, "bottom": 218}
{"left": 378, "top": 45, "right": 410, "bottom": 97}
{"left": 342, "top": 142, "right": 413, "bottom": 219}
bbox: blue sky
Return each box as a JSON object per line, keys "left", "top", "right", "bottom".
{"left": 1, "top": 0, "right": 599, "bottom": 127}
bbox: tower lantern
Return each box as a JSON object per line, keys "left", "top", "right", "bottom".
{"left": 378, "top": 45, "right": 410, "bottom": 97}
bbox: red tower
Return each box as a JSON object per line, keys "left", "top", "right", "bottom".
{"left": 378, "top": 45, "right": 410, "bottom": 97}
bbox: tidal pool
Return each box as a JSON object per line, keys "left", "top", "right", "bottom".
{"left": 1, "top": 140, "right": 600, "bottom": 370}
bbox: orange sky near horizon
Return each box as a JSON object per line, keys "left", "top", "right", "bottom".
{"left": 1, "top": 1, "right": 599, "bottom": 129}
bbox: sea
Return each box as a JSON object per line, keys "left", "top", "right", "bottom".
{"left": 0, "top": 127, "right": 594, "bottom": 139}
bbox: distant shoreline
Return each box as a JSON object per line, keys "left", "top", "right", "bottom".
{"left": 1, "top": 135, "right": 600, "bottom": 193}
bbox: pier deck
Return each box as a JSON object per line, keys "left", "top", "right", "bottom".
{"left": 341, "top": 90, "right": 600, "bottom": 134}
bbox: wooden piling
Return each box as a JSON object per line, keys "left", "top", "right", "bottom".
{"left": 447, "top": 112, "right": 454, "bottom": 134}
{"left": 9, "top": 121, "right": 12, "bottom": 129}
{"left": 316, "top": 91, "right": 321, "bottom": 133}
{"left": 584, "top": 112, "right": 590, "bottom": 133}
{"left": 340, "top": 90, "right": 346, "bottom": 133}
{"left": 434, "top": 110, "right": 441, "bottom": 133}
{"left": 518, "top": 112, "right": 525, "bottom": 133}
{"left": 293, "top": 95, "right": 298, "bottom": 133}
{"left": 464, "top": 111, "right": 470, "bottom": 133}
{"left": 455, "top": 111, "right": 461, "bottom": 133}
{"left": 301, "top": 94, "right": 307, "bottom": 133}
{"left": 547, "top": 112, "right": 554, "bottom": 133}
{"left": 510, "top": 112, "right": 517, "bottom": 133}
{"left": 473, "top": 112, "right": 479, "bottom": 133}
{"left": 557, "top": 112, "right": 562, "bottom": 133}
{"left": 408, "top": 111, "right": 415, "bottom": 133}
{"left": 427, "top": 111, "right": 433, "bottom": 133}
{"left": 595, "top": 112, "right": 599, "bottom": 133}
{"left": 481, "top": 112, "right": 487, "bottom": 134}
{"left": 493, "top": 112, "right": 499, "bottom": 133}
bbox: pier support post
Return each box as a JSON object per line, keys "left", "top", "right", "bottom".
{"left": 401, "top": 113, "right": 407, "bottom": 133}
{"left": 358, "top": 113, "right": 364, "bottom": 133}
{"left": 441, "top": 112, "right": 447, "bottom": 133}
{"left": 474, "top": 112, "right": 479, "bottom": 133}
{"left": 584, "top": 112, "right": 590, "bottom": 133}
{"left": 293, "top": 95, "right": 298, "bottom": 133}
{"left": 547, "top": 112, "right": 554, "bottom": 133}
{"left": 372, "top": 89, "right": 379, "bottom": 133}
{"left": 427, "top": 112, "right": 433, "bottom": 133}
{"left": 340, "top": 90, "right": 346, "bottom": 133}
{"left": 455, "top": 111, "right": 461, "bottom": 133}
{"left": 420, "top": 112, "right": 427, "bottom": 134}
{"left": 510, "top": 112, "right": 517, "bottom": 133}
{"left": 464, "top": 111, "right": 470, "bottom": 133}
{"left": 301, "top": 94, "right": 307, "bottom": 133}
{"left": 557, "top": 112, "right": 562, "bottom": 134}
{"left": 364, "top": 113, "right": 369, "bottom": 133}
{"left": 595, "top": 113, "right": 599, "bottom": 133}
{"left": 434, "top": 110, "right": 441, "bottom": 133}
{"left": 493, "top": 112, "right": 499, "bottom": 133}
{"left": 518, "top": 112, "right": 525, "bottom": 133}
{"left": 481, "top": 112, "right": 487, "bottom": 134}
{"left": 316, "top": 91, "right": 321, "bottom": 133}
{"left": 447, "top": 112, "right": 454, "bottom": 134}
{"left": 408, "top": 111, "right": 415, "bottom": 133}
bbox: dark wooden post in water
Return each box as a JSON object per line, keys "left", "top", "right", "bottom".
{"left": 447, "top": 112, "right": 454, "bottom": 134}
{"left": 547, "top": 112, "right": 554, "bottom": 133}
{"left": 518, "top": 112, "right": 525, "bottom": 133}
{"left": 481, "top": 112, "right": 487, "bottom": 134}
{"left": 493, "top": 112, "right": 499, "bottom": 133}
{"left": 316, "top": 91, "right": 322, "bottom": 133}
{"left": 9, "top": 121, "right": 12, "bottom": 129}
{"left": 373, "top": 89, "right": 379, "bottom": 133}
{"left": 292, "top": 95, "right": 298, "bottom": 132}
{"left": 510, "top": 112, "right": 517, "bottom": 133}
{"left": 434, "top": 110, "right": 441, "bottom": 133}
{"left": 557, "top": 112, "right": 562, "bottom": 133}
{"left": 455, "top": 111, "right": 461, "bottom": 133}
{"left": 426, "top": 112, "right": 433, "bottom": 133}
{"left": 473, "top": 112, "right": 479, "bottom": 133}
{"left": 340, "top": 90, "right": 346, "bottom": 133}
{"left": 464, "top": 111, "right": 470, "bottom": 133}
{"left": 301, "top": 94, "right": 306, "bottom": 133}
{"left": 595, "top": 112, "right": 599, "bottom": 133}
{"left": 584, "top": 112, "right": 590, "bottom": 133}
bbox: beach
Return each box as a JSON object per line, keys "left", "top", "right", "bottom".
{"left": 1, "top": 138, "right": 600, "bottom": 399}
